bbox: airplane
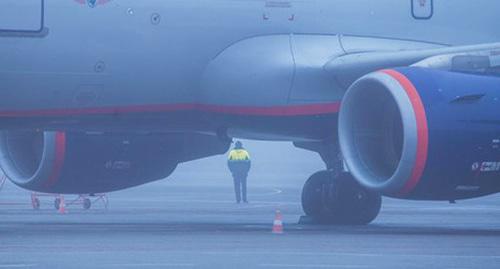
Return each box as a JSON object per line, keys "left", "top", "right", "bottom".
{"left": 0, "top": 0, "right": 499, "bottom": 224}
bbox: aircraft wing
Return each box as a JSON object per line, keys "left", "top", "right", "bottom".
{"left": 325, "top": 42, "right": 500, "bottom": 89}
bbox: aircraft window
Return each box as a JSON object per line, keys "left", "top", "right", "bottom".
{"left": 411, "top": 0, "right": 433, "bottom": 20}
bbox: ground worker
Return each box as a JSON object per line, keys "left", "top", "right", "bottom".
{"left": 227, "top": 141, "right": 251, "bottom": 203}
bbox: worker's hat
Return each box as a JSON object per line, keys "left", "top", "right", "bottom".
{"left": 235, "top": 141, "right": 243, "bottom": 149}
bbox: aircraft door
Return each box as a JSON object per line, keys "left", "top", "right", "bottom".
{"left": 411, "top": 0, "right": 433, "bottom": 20}
{"left": 0, "top": 0, "right": 44, "bottom": 32}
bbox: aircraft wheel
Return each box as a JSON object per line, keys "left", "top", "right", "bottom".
{"left": 301, "top": 171, "right": 329, "bottom": 217}
{"left": 301, "top": 171, "right": 381, "bottom": 225}
{"left": 83, "top": 198, "right": 91, "bottom": 210}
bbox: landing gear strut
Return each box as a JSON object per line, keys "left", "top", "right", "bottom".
{"left": 301, "top": 171, "right": 381, "bottom": 225}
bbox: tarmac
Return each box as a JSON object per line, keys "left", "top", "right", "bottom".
{"left": 0, "top": 141, "right": 500, "bottom": 269}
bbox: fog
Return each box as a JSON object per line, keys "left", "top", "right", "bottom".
{"left": 171, "top": 140, "right": 325, "bottom": 188}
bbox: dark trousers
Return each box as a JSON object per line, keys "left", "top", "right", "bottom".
{"left": 233, "top": 174, "right": 247, "bottom": 202}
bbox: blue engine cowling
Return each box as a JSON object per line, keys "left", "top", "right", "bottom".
{"left": 339, "top": 67, "right": 500, "bottom": 200}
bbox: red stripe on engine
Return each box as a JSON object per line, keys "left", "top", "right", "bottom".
{"left": 0, "top": 103, "right": 341, "bottom": 117}
{"left": 382, "top": 69, "right": 429, "bottom": 196}
{"left": 44, "top": 132, "right": 66, "bottom": 188}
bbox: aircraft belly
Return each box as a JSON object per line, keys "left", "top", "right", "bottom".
{"left": 0, "top": 32, "right": 341, "bottom": 140}
{"left": 201, "top": 35, "right": 294, "bottom": 107}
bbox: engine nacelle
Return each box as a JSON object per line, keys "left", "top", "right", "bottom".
{"left": 0, "top": 131, "right": 229, "bottom": 194}
{"left": 339, "top": 67, "right": 500, "bottom": 200}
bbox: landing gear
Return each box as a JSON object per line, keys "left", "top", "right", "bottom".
{"left": 301, "top": 171, "right": 381, "bottom": 225}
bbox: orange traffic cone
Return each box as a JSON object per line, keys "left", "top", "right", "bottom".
{"left": 58, "top": 195, "right": 67, "bottom": 214}
{"left": 272, "top": 210, "right": 284, "bottom": 234}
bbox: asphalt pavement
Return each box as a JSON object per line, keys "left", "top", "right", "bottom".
{"left": 0, "top": 141, "right": 499, "bottom": 269}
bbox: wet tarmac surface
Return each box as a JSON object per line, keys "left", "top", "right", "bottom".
{"left": 0, "top": 142, "right": 499, "bottom": 268}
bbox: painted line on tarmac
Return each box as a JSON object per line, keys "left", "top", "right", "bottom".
{"left": 199, "top": 251, "right": 500, "bottom": 259}
{"left": 260, "top": 264, "right": 371, "bottom": 268}
{"left": 251, "top": 188, "right": 284, "bottom": 196}
{"left": 150, "top": 199, "right": 294, "bottom": 204}
{"left": 383, "top": 205, "right": 500, "bottom": 211}
{"left": 104, "top": 263, "right": 195, "bottom": 267}
{"left": 121, "top": 199, "right": 300, "bottom": 208}
{"left": 0, "top": 264, "right": 37, "bottom": 268}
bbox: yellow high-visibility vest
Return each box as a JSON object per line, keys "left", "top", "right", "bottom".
{"left": 228, "top": 149, "right": 251, "bottom": 161}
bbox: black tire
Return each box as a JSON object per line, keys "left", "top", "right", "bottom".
{"left": 54, "top": 198, "right": 61, "bottom": 210}
{"left": 301, "top": 171, "right": 381, "bottom": 225}
{"left": 331, "top": 173, "right": 382, "bottom": 225}
{"left": 301, "top": 171, "right": 330, "bottom": 217}
{"left": 83, "top": 198, "right": 91, "bottom": 210}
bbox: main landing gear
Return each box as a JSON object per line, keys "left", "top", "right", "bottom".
{"left": 294, "top": 141, "right": 382, "bottom": 225}
{"left": 301, "top": 170, "right": 381, "bottom": 225}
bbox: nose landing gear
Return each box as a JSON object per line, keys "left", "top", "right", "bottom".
{"left": 301, "top": 171, "right": 381, "bottom": 225}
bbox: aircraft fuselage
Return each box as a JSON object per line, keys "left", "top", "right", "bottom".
{"left": 1, "top": 0, "right": 499, "bottom": 141}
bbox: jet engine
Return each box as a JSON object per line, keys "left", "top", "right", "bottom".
{"left": 339, "top": 67, "right": 500, "bottom": 200}
{"left": 0, "top": 131, "right": 229, "bottom": 194}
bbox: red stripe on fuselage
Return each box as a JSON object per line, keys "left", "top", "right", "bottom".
{"left": 0, "top": 103, "right": 341, "bottom": 117}
{"left": 382, "top": 69, "right": 429, "bottom": 196}
{"left": 43, "top": 132, "right": 66, "bottom": 188}
{"left": 198, "top": 103, "right": 340, "bottom": 116}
